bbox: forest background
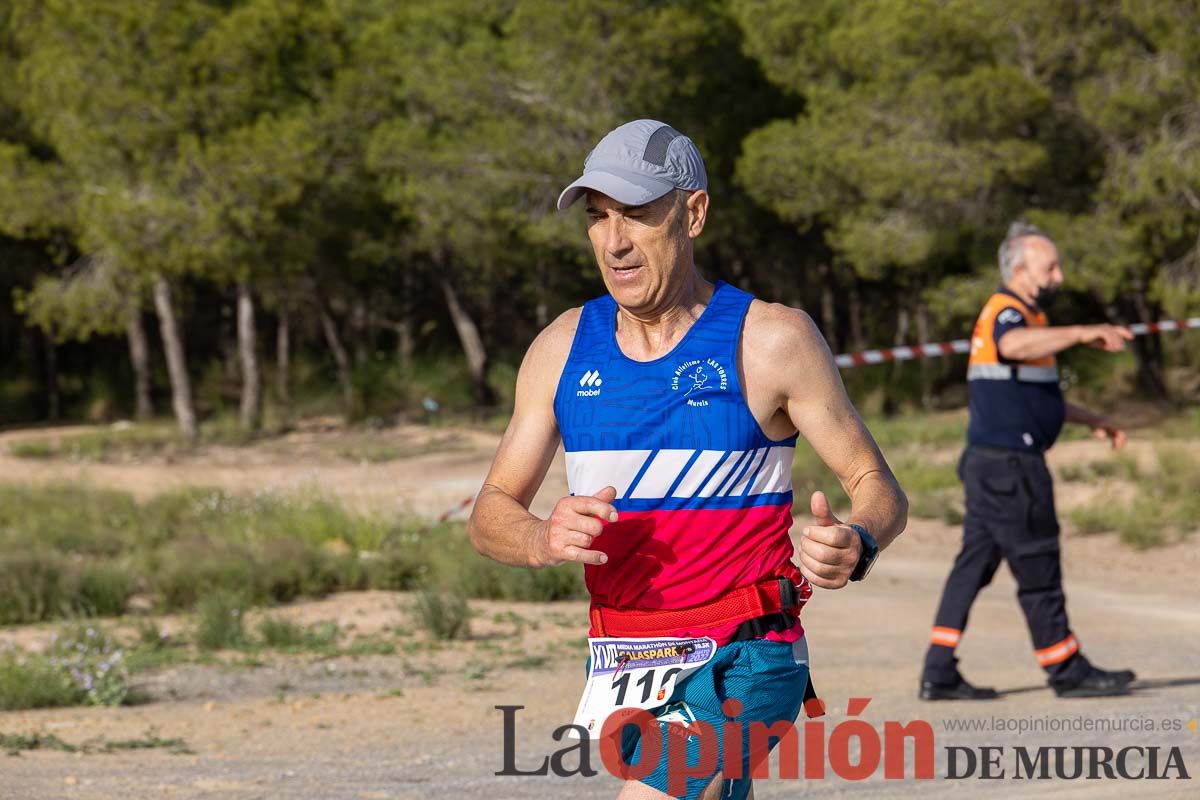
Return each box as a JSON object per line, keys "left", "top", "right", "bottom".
{"left": 2, "top": 0, "right": 1198, "bottom": 436}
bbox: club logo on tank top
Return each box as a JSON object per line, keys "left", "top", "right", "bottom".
{"left": 671, "top": 357, "right": 728, "bottom": 407}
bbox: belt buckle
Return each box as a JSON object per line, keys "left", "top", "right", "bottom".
{"left": 778, "top": 577, "right": 798, "bottom": 611}
{"left": 590, "top": 604, "right": 606, "bottom": 637}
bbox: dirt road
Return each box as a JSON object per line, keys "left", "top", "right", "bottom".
{"left": 1, "top": 425, "right": 1197, "bottom": 799}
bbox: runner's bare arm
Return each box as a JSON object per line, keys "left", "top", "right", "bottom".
{"left": 468, "top": 309, "right": 618, "bottom": 568}
{"left": 746, "top": 303, "right": 907, "bottom": 588}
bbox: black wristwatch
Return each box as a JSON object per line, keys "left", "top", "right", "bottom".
{"left": 847, "top": 523, "right": 879, "bottom": 582}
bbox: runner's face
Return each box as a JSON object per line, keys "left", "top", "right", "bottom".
{"left": 584, "top": 190, "right": 701, "bottom": 311}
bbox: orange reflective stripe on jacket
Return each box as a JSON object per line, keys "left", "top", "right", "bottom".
{"left": 967, "top": 292, "right": 1057, "bottom": 382}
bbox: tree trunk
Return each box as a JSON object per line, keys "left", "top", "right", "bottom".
{"left": 126, "top": 312, "right": 154, "bottom": 420}
{"left": 818, "top": 262, "right": 838, "bottom": 354}
{"left": 848, "top": 281, "right": 866, "bottom": 352}
{"left": 894, "top": 305, "right": 910, "bottom": 345}
{"left": 397, "top": 267, "right": 414, "bottom": 368}
{"left": 42, "top": 330, "right": 60, "bottom": 421}
{"left": 221, "top": 307, "right": 239, "bottom": 383}
{"left": 883, "top": 304, "right": 911, "bottom": 416}
{"left": 276, "top": 305, "right": 291, "bottom": 420}
{"left": 317, "top": 297, "right": 355, "bottom": 416}
{"left": 439, "top": 276, "right": 495, "bottom": 406}
{"left": 21, "top": 326, "right": 38, "bottom": 416}
{"left": 237, "top": 282, "right": 262, "bottom": 433}
{"left": 351, "top": 297, "right": 368, "bottom": 366}
{"left": 153, "top": 276, "right": 197, "bottom": 440}
{"left": 535, "top": 259, "right": 549, "bottom": 329}
{"left": 915, "top": 297, "right": 933, "bottom": 409}
{"left": 1113, "top": 292, "right": 1169, "bottom": 402}
{"left": 397, "top": 316, "right": 413, "bottom": 369}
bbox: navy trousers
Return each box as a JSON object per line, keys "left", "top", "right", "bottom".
{"left": 922, "top": 445, "right": 1089, "bottom": 685}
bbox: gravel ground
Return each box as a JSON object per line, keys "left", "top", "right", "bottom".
{"left": 1, "top": 425, "right": 1196, "bottom": 799}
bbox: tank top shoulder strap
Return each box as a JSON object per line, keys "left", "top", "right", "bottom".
{"left": 715, "top": 280, "right": 753, "bottom": 354}
{"left": 574, "top": 292, "right": 616, "bottom": 351}
{"left": 554, "top": 292, "right": 615, "bottom": 427}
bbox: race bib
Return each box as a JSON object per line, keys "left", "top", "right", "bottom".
{"left": 570, "top": 636, "right": 717, "bottom": 738}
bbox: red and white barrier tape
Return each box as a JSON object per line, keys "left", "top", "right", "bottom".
{"left": 411, "top": 317, "right": 1200, "bottom": 526}
{"left": 416, "top": 493, "right": 476, "bottom": 534}
{"left": 833, "top": 317, "right": 1200, "bottom": 369}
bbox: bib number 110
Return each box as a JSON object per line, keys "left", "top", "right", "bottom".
{"left": 612, "top": 667, "right": 683, "bottom": 705}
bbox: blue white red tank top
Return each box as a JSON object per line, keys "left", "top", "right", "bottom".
{"left": 553, "top": 280, "right": 804, "bottom": 645}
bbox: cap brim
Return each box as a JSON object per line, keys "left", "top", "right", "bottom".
{"left": 556, "top": 167, "right": 676, "bottom": 211}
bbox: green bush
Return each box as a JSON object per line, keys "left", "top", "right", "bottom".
{"left": 150, "top": 537, "right": 258, "bottom": 610}
{"left": 194, "top": 591, "right": 249, "bottom": 650}
{"left": 252, "top": 537, "right": 364, "bottom": 604}
{"left": 48, "top": 623, "right": 130, "bottom": 707}
{"left": 0, "top": 484, "right": 136, "bottom": 556}
{"left": 7, "top": 439, "right": 53, "bottom": 458}
{"left": 907, "top": 488, "right": 960, "bottom": 521}
{"left": 4, "top": 424, "right": 182, "bottom": 463}
{"left": 0, "top": 550, "right": 132, "bottom": 624}
{"left": 891, "top": 456, "right": 959, "bottom": 493}
{"left": 863, "top": 413, "right": 967, "bottom": 450}
{"left": 412, "top": 590, "right": 471, "bottom": 641}
{"left": 0, "top": 483, "right": 589, "bottom": 625}
{"left": 1068, "top": 506, "right": 1115, "bottom": 536}
{"left": 0, "top": 549, "right": 70, "bottom": 623}
{"left": 148, "top": 535, "right": 364, "bottom": 611}
{"left": 1057, "top": 462, "right": 1089, "bottom": 482}
{"left": 362, "top": 545, "right": 428, "bottom": 590}
{"left": 0, "top": 653, "right": 83, "bottom": 710}
{"left": 790, "top": 445, "right": 849, "bottom": 511}
{"left": 135, "top": 618, "right": 169, "bottom": 648}
{"left": 1156, "top": 447, "right": 1200, "bottom": 504}
{"left": 257, "top": 616, "right": 340, "bottom": 650}
{"left": 257, "top": 616, "right": 307, "bottom": 648}
{"left": 1069, "top": 498, "right": 1169, "bottom": 549}
{"left": 420, "top": 524, "right": 585, "bottom": 602}
{"left": 77, "top": 560, "right": 135, "bottom": 617}
{"left": 1088, "top": 453, "right": 1140, "bottom": 481}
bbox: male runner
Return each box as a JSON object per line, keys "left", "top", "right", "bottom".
{"left": 469, "top": 119, "right": 908, "bottom": 799}
{"left": 920, "top": 221, "right": 1137, "bottom": 700}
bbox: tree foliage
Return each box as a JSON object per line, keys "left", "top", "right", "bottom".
{"left": 0, "top": 0, "right": 1196, "bottom": 425}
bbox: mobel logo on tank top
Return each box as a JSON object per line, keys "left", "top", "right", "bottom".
{"left": 576, "top": 370, "right": 603, "bottom": 397}
{"left": 671, "top": 358, "right": 728, "bottom": 408}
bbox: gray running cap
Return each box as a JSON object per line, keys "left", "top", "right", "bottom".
{"left": 556, "top": 119, "right": 708, "bottom": 211}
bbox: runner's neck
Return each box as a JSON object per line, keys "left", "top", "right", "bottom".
{"left": 614, "top": 273, "right": 715, "bottom": 359}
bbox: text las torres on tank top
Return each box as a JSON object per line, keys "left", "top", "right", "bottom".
{"left": 552, "top": 280, "right": 803, "bottom": 646}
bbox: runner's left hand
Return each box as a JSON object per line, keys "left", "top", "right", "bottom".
{"left": 797, "top": 491, "right": 862, "bottom": 590}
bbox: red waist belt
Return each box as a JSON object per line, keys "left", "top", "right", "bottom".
{"left": 588, "top": 562, "right": 812, "bottom": 638}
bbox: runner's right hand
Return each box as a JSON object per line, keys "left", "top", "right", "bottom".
{"left": 531, "top": 486, "right": 618, "bottom": 567}
{"left": 1078, "top": 324, "right": 1133, "bottom": 352}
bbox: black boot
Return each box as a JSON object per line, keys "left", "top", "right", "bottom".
{"left": 920, "top": 674, "right": 999, "bottom": 701}
{"left": 1052, "top": 665, "right": 1136, "bottom": 698}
